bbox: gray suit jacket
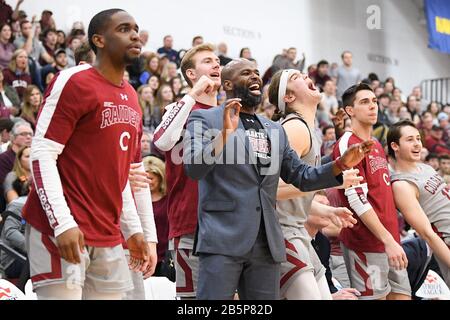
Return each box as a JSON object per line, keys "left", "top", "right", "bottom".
{"left": 184, "top": 105, "right": 342, "bottom": 263}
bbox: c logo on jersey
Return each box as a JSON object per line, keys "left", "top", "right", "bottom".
{"left": 120, "top": 131, "right": 131, "bottom": 151}
{"left": 383, "top": 173, "right": 390, "bottom": 186}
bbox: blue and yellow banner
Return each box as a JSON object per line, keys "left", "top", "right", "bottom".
{"left": 425, "top": 0, "right": 450, "bottom": 54}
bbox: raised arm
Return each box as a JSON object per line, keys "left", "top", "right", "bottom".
{"left": 153, "top": 75, "right": 216, "bottom": 151}
{"left": 393, "top": 180, "right": 450, "bottom": 269}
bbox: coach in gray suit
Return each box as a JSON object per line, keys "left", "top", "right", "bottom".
{"left": 183, "top": 59, "right": 372, "bottom": 300}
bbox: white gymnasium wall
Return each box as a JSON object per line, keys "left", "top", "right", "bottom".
{"left": 10, "top": 0, "right": 450, "bottom": 94}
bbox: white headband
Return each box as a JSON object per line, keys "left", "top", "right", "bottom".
{"left": 277, "top": 69, "right": 297, "bottom": 113}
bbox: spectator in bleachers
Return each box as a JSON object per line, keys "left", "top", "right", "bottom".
{"left": 0, "top": 118, "right": 13, "bottom": 152}
{"left": 65, "top": 36, "right": 82, "bottom": 67}
{"left": 0, "top": 120, "right": 32, "bottom": 212}
{"left": 427, "top": 101, "right": 441, "bottom": 125}
{"left": 406, "top": 95, "right": 421, "bottom": 125}
{"left": 20, "top": 84, "right": 41, "bottom": 130}
{"left": 321, "top": 125, "right": 336, "bottom": 157}
{"left": 3, "top": 145, "right": 30, "bottom": 204}
{"left": 374, "top": 86, "right": 384, "bottom": 98}
{"left": 386, "top": 97, "right": 401, "bottom": 125}
{"left": 141, "top": 130, "right": 152, "bottom": 158}
{"left": 2, "top": 48, "right": 31, "bottom": 102}
{"left": 272, "top": 47, "right": 305, "bottom": 74}
{"left": 160, "top": 61, "right": 178, "bottom": 84}
{"left": 39, "top": 28, "right": 58, "bottom": 66}
{"left": 0, "top": 0, "right": 23, "bottom": 25}
{"left": 138, "top": 84, "right": 160, "bottom": 132}
{"left": 55, "top": 29, "right": 66, "bottom": 49}
{"left": 157, "top": 35, "right": 179, "bottom": 66}
{"left": 437, "top": 112, "right": 450, "bottom": 145}
{"left": 0, "top": 67, "right": 20, "bottom": 117}
{"left": 336, "top": 51, "right": 362, "bottom": 100}
{"left": 393, "top": 87, "right": 406, "bottom": 104}
{"left": 74, "top": 40, "right": 95, "bottom": 65}
{"left": 420, "top": 111, "right": 434, "bottom": 138}
{"left": 217, "top": 42, "right": 232, "bottom": 66}
{"left": 153, "top": 83, "right": 174, "bottom": 121}
{"left": 239, "top": 47, "right": 253, "bottom": 60}
{"left": 138, "top": 30, "right": 150, "bottom": 50}
{"left": 425, "top": 153, "right": 440, "bottom": 171}
{"left": 147, "top": 74, "right": 160, "bottom": 95}
{"left": 318, "top": 79, "right": 338, "bottom": 126}
{"left": 142, "top": 155, "right": 170, "bottom": 278}
{"left": 383, "top": 81, "right": 394, "bottom": 96}
{"left": 169, "top": 75, "right": 184, "bottom": 97}
{"left": 38, "top": 9, "right": 55, "bottom": 33}
{"left": 192, "top": 35, "right": 203, "bottom": 47}
{"left": 14, "top": 19, "right": 53, "bottom": 67}
{"left": 398, "top": 106, "right": 412, "bottom": 121}
{"left": 139, "top": 52, "right": 160, "bottom": 85}
{"left": 438, "top": 154, "right": 450, "bottom": 184}
{"left": 0, "top": 176, "right": 30, "bottom": 279}
{"left": 425, "top": 125, "right": 450, "bottom": 156}
{"left": 376, "top": 93, "right": 391, "bottom": 126}
{"left": 40, "top": 48, "right": 68, "bottom": 89}
{"left": 0, "top": 22, "right": 16, "bottom": 69}
{"left": 328, "top": 62, "right": 338, "bottom": 79}
{"left": 309, "top": 60, "right": 331, "bottom": 92}
{"left": 411, "top": 85, "right": 430, "bottom": 112}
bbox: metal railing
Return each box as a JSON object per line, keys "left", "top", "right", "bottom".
{"left": 421, "top": 78, "right": 450, "bottom": 105}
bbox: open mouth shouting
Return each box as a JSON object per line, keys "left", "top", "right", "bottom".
{"left": 248, "top": 82, "right": 262, "bottom": 95}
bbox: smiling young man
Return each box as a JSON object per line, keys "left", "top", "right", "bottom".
{"left": 183, "top": 59, "right": 373, "bottom": 300}
{"left": 22, "top": 9, "right": 157, "bottom": 300}
{"left": 151, "top": 43, "right": 220, "bottom": 299}
{"left": 389, "top": 120, "right": 450, "bottom": 287}
{"left": 332, "top": 83, "right": 411, "bottom": 300}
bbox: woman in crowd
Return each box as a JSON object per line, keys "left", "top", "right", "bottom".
{"left": 0, "top": 23, "right": 16, "bottom": 69}
{"left": 139, "top": 52, "right": 161, "bottom": 85}
{"left": 143, "top": 156, "right": 171, "bottom": 279}
{"left": 20, "top": 85, "right": 42, "bottom": 130}
{"left": 2, "top": 49, "right": 32, "bottom": 102}
{"left": 3, "top": 145, "right": 31, "bottom": 204}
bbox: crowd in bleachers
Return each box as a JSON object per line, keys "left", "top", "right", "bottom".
{"left": 1, "top": 1, "right": 450, "bottom": 299}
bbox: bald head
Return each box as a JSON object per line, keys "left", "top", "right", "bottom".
{"left": 221, "top": 58, "right": 255, "bottom": 85}
{"left": 221, "top": 58, "right": 262, "bottom": 108}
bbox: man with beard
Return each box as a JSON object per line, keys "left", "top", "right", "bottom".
{"left": 183, "top": 58, "right": 374, "bottom": 299}
{"left": 22, "top": 9, "right": 157, "bottom": 300}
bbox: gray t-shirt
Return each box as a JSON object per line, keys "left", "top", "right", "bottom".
{"left": 277, "top": 115, "right": 321, "bottom": 228}
{"left": 13, "top": 35, "right": 45, "bottom": 63}
{"left": 391, "top": 163, "right": 450, "bottom": 245}
{"left": 336, "top": 65, "right": 362, "bottom": 100}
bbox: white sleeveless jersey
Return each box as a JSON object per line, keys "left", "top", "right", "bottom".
{"left": 391, "top": 163, "right": 450, "bottom": 245}
{"left": 276, "top": 115, "right": 321, "bottom": 228}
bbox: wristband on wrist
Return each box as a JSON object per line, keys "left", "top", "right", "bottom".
{"left": 335, "top": 156, "right": 351, "bottom": 171}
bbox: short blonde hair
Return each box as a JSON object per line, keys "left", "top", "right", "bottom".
{"left": 180, "top": 43, "right": 215, "bottom": 87}
{"left": 143, "top": 156, "right": 166, "bottom": 196}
